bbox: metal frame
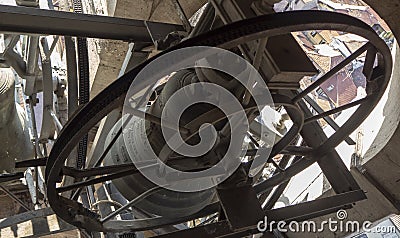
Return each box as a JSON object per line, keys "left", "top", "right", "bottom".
{"left": 156, "top": 190, "right": 366, "bottom": 238}
{"left": 39, "top": 10, "right": 391, "bottom": 235}
{"left": 0, "top": 3, "right": 392, "bottom": 237}
{"left": 0, "top": 5, "right": 184, "bottom": 42}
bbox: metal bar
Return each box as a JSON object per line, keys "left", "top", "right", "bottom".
{"left": 297, "top": 99, "right": 361, "bottom": 194}
{"left": 64, "top": 159, "right": 211, "bottom": 194}
{"left": 102, "top": 203, "right": 220, "bottom": 232}
{"left": 28, "top": 96, "right": 43, "bottom": 158}
{"left": 15, "top": 157, "right": 48, "bottom": 168}
{"left": 57, "top": 168, "right": 140, "bottom": 193}
{"left": 26, "top": 36, "right": 39, "bottom": 75}
{"left": 46, "top": 36, "right": 60, "bottom": 59}
{"left": 86, "top": 43, "right": 145, "bottom": 168}
{"left": 0, "top": 185, "right": 31, "bottom": 211}
{"left": 91, "top": 125, "right": 123, "bottom": 169}
{"left": 100, "top": 187, "right": 162, "bottom": 223}
{"left": 63, "top": 36, "right": 79, "bottom": 198}
{"left": 281, "top": 146, "right": 313, "bottom": 156}
{"left": 0, "top": 34, "right": 19, "bottom": 58}
{"left": 253, "top": 38, "right": 268, "bottom": 70}
{"left": 263, "top": 180, "right": 290, "bottom": 210}
{"left": 266, "top": 190, "right": 366, "bottom": 221}
{"left": 39, "top": 37, "right": 56, "bottom": 140}
{"left": 95, "top": 185, "right": 115, "bottom": 225}
{"left": 2, "top": 47, "right": 28, "bottom": 78}
{"left": 0, "top": 207, "right": 53, "bottom": 228}
{"left": 48, "top": 108, "right": 63, "bottom": 131}
{"left": 245, "top": 131, "right": 285, "bottom": 172}
{"left": 0, "top": 172, "right": 24, "bottom": 183}
{"left": 172, "top": 0, "right": 192, "bottom": 32}
{"left": 86, "top": 110, "right": 121, "bottom": 168}
{"left": 283, "top": 193, "right": 364, "bottom": 231}
{"left": 363, "top": 46, "right": 377, "bottom": 81}
{"left": 25, "top": 168, "right": 39, "bottom": 208}
{"left": 243, "top": 37, "right": 268, "bottom": 104}
{"left": 125, "top": 106, "right": 191, "bottom": 135}
{"left": 65, "top": 36, "right": 78, "bottom": 118}
{"left": 258, "top": 155, "right": 301, "bottom": 205}
{"left": 158, "top": 190, "right": 365, "bottom": 238}
{"left": 303, "top": 94, "right": 355, "bottom": 145}
{"left": 0, "top": 207, "right": 76, "bottom": 236}
{"left": 22, "top": 36, "right": 39, "bottom": 95}
{"left": 293, "top": 42, "right": 371, "bottom": 102}
{"left": 0, "top": 5, "right": 184, "bottom": 41}
{"left": 290, "top": 171, "right": 323, "bottom": 205}
{"left": 104, "top": 183, "right": 172, "bottom": 235}
{"left": 90, "top": 200, "right": 123, "bottom": 210}
{"left": 254, "top": 157, "right": 316, "bottom": 194}
{"left": 70, "top": 122, "right": 125, "bottom": 200}
{"left": 189, "top": 3, "right": 215, "bottom": 38}
{"left": 304, "top": 97, "right": 370, "bottom": 124}
{"left": 62, "top": 164, "right": 137, "bottom": 178}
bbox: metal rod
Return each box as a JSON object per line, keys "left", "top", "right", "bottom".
{"left": 0, "top": 185, "right": 31, "bottom": 211}
{"left": 65, "top": 36, "right": 79, "bottom": 118}
{"left": 172, "top": 0, "right": 192, "bottom": 32}
{"left": 62, "top": 163, "right": 137, "bottom": 178}
{"left": 246, "top": 143, "right": 308, "bottom": 158}
{"left": 293, "top": 42, "right": 371, "bottom": 102}
{"left": 48, "top": 107, "right": 63, "bottom": 131}
{"left": 253, "top": 38, "right": 268, "bottom": 70}
{"left": 263, "top": 180, "right": 290, "bottom": 210}
{"left": 189, "top": 3, "right": 215, "bottom": 38}
{"left": 28, "top": 96, "right": 43, "bottom": 158}
{"left": 247, "top": 132, "right": 260, "bottom": 147}
{"left": 46, "top": 36, "right": 60, "bottom": 59}
{"left": 25, "top": 168, "right": 39, "bottom": 208}
{"left": 100, "top": 187, "right": 162, "bottom": 223}
{"left": 290, "top": 172, "right": 323, "bottom": 205}
{"left": 302, "top": 94, "right": 355, "bottom": 145}
{"left": 0, "top": 5, "right": 184, "bottom": 42}
{"left": 0, "top": 173, "right": 24, "bottom": 183}
{"left": 243, "top": 37, "right": 268, "bottom": 105}
{"left": 125, "top": 106, "right": 191, "bottom": 135}
{"left": 58, "top": 168, "right": 140, "bottom": 193}
{"left": 65, "top": 158, "right": 210, "bottom": 195}
{"left": 26, "top": 36, "right": 39, "bottom": 75}
{"left": 259, "top": 155, "right": 301, "bottom": 208}
{"left": 363, "top": 46, "right": 377, "bottom": 81}
{"left": 281, "top": 146, "right": 313, "bottom": 156}
{"left": 246, "top": 133, "right": 285, "bottom": 171}
{"left": 70, "top": 121, "right": 126, "bottom": 200}
{"left": 304, "top": 97, "right": 370, "bottom": 124}
{"left": 0, "top": 34, "right": 19, "bottom": 58}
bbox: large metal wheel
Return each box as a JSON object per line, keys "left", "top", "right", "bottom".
{"left": 45, "top": 10, "right": 392, "bottom": 235}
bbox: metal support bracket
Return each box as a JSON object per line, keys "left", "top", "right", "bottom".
{"left": 158, "top": 190, "right": 366, "bottom": 237}
{"left": 0, "top": 5, "right": 184, "bottom": 42}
